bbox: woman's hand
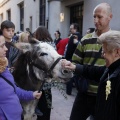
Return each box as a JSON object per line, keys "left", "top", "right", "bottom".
{"left": 33, "top": 91, "right": 42, "bottom": 99}
{"left": 61, "top": 59, "right": 76, "bottom": 71}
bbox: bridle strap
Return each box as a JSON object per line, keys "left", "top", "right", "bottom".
{"left": 30, "top": 57, "right": 62, "bottom": 74}
{"left": 38, "top": 57, "right": 62, "bottom": 93}
{"left": 28, "top": 57, "right": 62, "bottom": 93}
{"left": 48, "top": 57, "right": 62, "bottom": 72}
{"left": 27, "top": 51, "right": 48, "bottom": 72}
{"left": 31, "top": 62, "right": 47, "bottom": 72}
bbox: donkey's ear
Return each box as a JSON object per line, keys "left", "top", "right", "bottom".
{"left": 14, "top": 42, "right": 32, "bottom": 53}
{"left": 28, "top": 36, "right": 40, "bottom": 44}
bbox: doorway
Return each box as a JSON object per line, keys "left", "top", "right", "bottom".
{"left": 70, "top": 2, "right": 83, "bottom": 34}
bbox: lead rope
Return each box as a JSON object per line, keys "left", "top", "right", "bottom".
{"left": 38, "top": 57, "right": 62, "bottom": 93}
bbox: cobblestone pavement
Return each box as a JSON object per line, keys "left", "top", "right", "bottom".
{"left": 50, "top": 84, "right": 77, "bottom": 120}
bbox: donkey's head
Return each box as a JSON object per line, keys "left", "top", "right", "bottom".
{"left": 14, "top": 37, "right": 73, "bottom": 84}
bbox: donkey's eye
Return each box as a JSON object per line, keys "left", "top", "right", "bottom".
{"left": 40, "top": 52, "right": 48, "bottom": 56}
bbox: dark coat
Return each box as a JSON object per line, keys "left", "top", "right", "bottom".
{"left": 65, "top": 32, "right": 82, "bottom": 61}
{"left": 54, "top": 38, "right": 62, "bottom": 46}
{"left": 6, "top": 39, "right": 20, "bottom": 67}
{"left": 74, "top": 59, "right": 120, "bottom": 120}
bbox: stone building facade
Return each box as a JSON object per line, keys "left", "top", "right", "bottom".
{"left": 0, "top": 0, "right": 120, "bottom": 39}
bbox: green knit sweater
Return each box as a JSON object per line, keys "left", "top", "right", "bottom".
{"left": 72, "top": 32, "right": 105, "bottom": 94}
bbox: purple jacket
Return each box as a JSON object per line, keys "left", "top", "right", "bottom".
{"left": 0, "top": 68, "right": 34, "bottom": 120}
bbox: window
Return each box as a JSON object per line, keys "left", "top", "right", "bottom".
{"left": 19, "top": 2, "right": 24, "bottom": 31}
{"left": 39, "top": 0, "right": 46, "bottom": 26}
{"left": 70, "top": 2, "right": 83, "bottom": 34}
{"left": 0, "top": 13, "right": 3, "bottom": 23}
{"left": 29, "top": 16, "right": 32, "bottom": 32}
{"left": 7, "top": 9, "right": 11, "bottom": 21}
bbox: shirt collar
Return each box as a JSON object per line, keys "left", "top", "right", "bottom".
{"left": 92, "top": 28, "right": 111, "bottom": 38}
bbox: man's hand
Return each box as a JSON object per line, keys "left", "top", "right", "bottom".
{"left": 61, "top": 59, "right": 76, "bottom": 71}
{"left": 73, "top": 35, "right": 78, "bottom": 44}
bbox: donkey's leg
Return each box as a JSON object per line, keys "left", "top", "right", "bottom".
{"left": 22, "top": 100, "right": 39, "bottom": 120}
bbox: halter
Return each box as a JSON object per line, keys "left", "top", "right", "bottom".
{"left": 27, "top": 54, "right": 62, "bottom": 92}
{"left": 31, "top": 57, "right": 61, "bottom": 78}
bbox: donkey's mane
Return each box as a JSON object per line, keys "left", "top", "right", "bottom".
{"left": 13, "top": 52, "right": 40, "bottom": 91}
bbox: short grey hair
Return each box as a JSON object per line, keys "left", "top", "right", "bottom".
{"left": 94, "top": 3, "right": 112, "bottom": 15}
{"left": 97, "top": 30, "right": 120, "bottom": 51}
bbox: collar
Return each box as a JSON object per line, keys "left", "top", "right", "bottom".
{"left": 92, "top": 28, "right": 111, "bottom": 38}
{"left": 100, "top": 59, "right": 120, "bottom": 82}
{"left": 108, "top": 59, "right": 120, "bottom": 74}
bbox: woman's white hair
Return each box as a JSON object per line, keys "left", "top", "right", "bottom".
{"left": 97, "top": 30, "right": 120, "bottom": 51}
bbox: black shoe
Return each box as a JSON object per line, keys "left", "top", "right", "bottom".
{"left": 35, "top": 108, "right": 43, "bottom": 116}
{"left": 66, "top": 92, "right": 71, "bottom": 95}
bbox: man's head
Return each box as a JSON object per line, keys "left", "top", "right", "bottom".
{"left": 70, "top": 23, "right": 79, "bottom": 34}
{"left": 93, "top": 3, "right": 112, "bottom": 35}
{"left": 1, "top": 20, "right": 15, "bottom": 42}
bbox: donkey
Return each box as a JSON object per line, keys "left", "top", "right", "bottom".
{"left": 12, "top": 37, "right": 73, "bottom": 120}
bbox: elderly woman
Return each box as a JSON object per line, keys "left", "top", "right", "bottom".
{"left": 62, "top": 30, "right": 120, "bottom": 120}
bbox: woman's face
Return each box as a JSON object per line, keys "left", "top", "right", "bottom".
{"left": 54, "top": 32, "right": 59, "bottom": 38}
{"left": 102, "top": 43, "right": 118, "bottom": 67}
{"left": 0, "top": 36, "right": 8, "bottom": 58}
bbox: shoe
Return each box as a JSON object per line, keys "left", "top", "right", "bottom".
{"left": 35, "top": 108, "right": 43, "bottom": 116}
{"left": 66, "top": 92, "right": 71, "bottom": 95}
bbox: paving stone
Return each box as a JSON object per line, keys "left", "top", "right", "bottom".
{"left": 50, "top": 84, "right": 77, "bottom": 120}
